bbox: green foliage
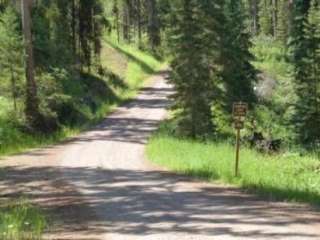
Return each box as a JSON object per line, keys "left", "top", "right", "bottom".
{"left": 0, "top": 6, "right": 24, "bottom": 113}
{"left": 277, "top": 0, "right": 291, "bottom": 44}
{"left": 259, "top": 0, "right": 273, "bottom": 36}
{"left": 221, "top": 0, "right": 257, "bottom": 112}
{"left": 167, "top": 0, "right": 224, "bottom": 139}
{"left": 147, "top": 124, "right": 320, "bottom": 206}
{"left": 252, "top": 35, "right": 289, "bottom": 76}
{"left": 251, "top": 36, "right": 296, "bottom": 144}
{"left": 289, "top": 0, "right": 320, "bottom": 146}
{"left": 0, "top": 39, "right": 163, "bottom": 156}
{"left": 0, "top": 200, "right": 47, "bottom": 240}
{"left": 166, "top": 0, "right": 257, "bottom": 139}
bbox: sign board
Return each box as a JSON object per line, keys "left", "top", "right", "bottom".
{"left": 234, "top": 121, "right": 244, "bottom": 130}
{"left": 232, "top": 102, "right": 248, "bottom": 177}
{"left": 233, "top": 102, "right": 248, "bottom": 118}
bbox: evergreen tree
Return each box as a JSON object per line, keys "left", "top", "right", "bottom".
{"left": 168, "top": 0, "right": 224, "bottom": 138}
{"left": 21, "top": 0, "right": 42, "bottom": 129}
{"left": 221, "top": 0, "right": 257, "bottom": 113}
{"left": 292, "top": 0, "right": 320, "bottom": 145}
{"left": 0, "top": 6, "right": 24, "bottom": 112}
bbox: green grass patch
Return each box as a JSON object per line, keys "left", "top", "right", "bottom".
{"left": 0, "top": 40, "right": 164, "bottom": 156}
{"left": 147, "top": 124, "right": 320, "bottom": 206}
{"left": 0, "top": 199, "right": 46, "bottom": 240}
{"left": 0, "top": 123, "right": 77, "bottom": 156}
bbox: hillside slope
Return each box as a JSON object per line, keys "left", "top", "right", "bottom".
{"left": 0, "top": 40, "right": 163, "bottom": 156}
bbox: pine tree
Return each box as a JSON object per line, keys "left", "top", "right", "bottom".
{"left": 292, "top": 0, "right": 320, "bottom": 145}
{"left": 0, "top": 6, "right": 24, "bottom": 112}
{"left": 21, "top": 0, "right": 42, "bottom": 129}
{"left": 168, "top": 0, "right": 224, "bottom": 138}
{"left": 221, "top": 0, "right": 257, "bottom": 113}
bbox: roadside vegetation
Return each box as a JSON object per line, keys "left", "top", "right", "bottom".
{"left": 147, "top": 122, "right": 320, "bottom": 206}
{"left": 148, "top": 0, "right": 320, "bottom": 207}
{"left": 0, "top": 0, "right": 320, "bottom": 237}
{"left": 0, "top": 39, "right": 163, "bottom": 156}
{"left": 250, "top": 36, "right": 296, "bottom": 143}
{"left": 0, "top": 2, "right": 163, "bottom": 238}
{"left": 0, "top": 1, "right": 164, "bottom": 156}
{"left": 0, "top": 199, "right": 46, "bottom": 240}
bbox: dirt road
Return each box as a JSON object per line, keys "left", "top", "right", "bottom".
{"left": 1, "top": 71, "right": 320, "bottom": 240}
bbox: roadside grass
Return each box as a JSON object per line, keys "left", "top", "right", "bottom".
{"left": 0, "top": 199, "right": 46, "bottom": 240}
{"left": 0, "top": 40, "right": 163, "bottom": 156}
{"left": 147, "top": 124, "right": 320, "bottom": 206}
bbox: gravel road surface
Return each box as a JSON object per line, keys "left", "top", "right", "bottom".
{"left": 1, "top": 71, "right": 320, "bottom": 240}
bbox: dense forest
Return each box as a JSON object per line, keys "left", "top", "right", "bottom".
{"left": 0, "top": 0, "right": 319, "bottom": 151}
{"left": 0, "top": 0, "right": 320, "bottom": 238}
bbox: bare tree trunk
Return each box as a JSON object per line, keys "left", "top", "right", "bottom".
{"left": 21, "top": 0, "right": 40, "bottom": 128}
{"left": 248, "top": 0, "right": 259, "bottom": 35}
{"left": 288, "top": 0, "right": 294, "bottom": 35}
{"left": 252, "top": 0, "right": 258, "bottom": 35}
{"left": 137, "top": 0, "right": 142, "bottom": 47}
{"left": 10, "top": 66, "right": 17, "bottom": 112}
{"left": 272, "top": 0, "right": 278, "bottom": 38}
{"left": 113, "top": 0, "right": 120, "bottom": 43}
{"left": 72, "top": 0, "right": 77, "bottom": 57}
{"left": 123, "top": 2, "right": 130, "bottom": 42}
{"left": 147, "top": 0, "right": 160, "bottom": 51}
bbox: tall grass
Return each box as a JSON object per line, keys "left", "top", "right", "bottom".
{"left": 147, "top": 129, "right": 320, "bottom": 206}
{"left": 0, "top": 200, "right": 46, "bottom": 240}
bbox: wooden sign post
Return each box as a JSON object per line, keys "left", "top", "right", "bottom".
{"left": 233, "top": 102, "right": 248, "bottom": 177}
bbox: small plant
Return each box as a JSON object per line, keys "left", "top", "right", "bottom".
{"left": 0, "top": 199, "right": 47, "bottom": 240}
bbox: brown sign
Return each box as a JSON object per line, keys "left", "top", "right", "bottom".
{"left": 233, "top": 102, "right": 248, "bottom": 177}
{"left": 234, "top": 121, "right": 244, "bottom": 130}
{"left": 233, "top": 102, "right": 248, "bottom": 118}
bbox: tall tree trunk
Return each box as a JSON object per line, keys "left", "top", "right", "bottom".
{"left": 72, "top": 0, "right": 77, "bottom": 57}
{"left": 123, "top": 2, "right": 130, "bottom": 42}
{"left": 113, "top": 0, "right": 120, "bottom": 43}
{"left": 272, "top": 0, "right": 278, "bottom": 37}
{"left": 10, "top": 66, "right": 17, "bottom": 112}
{"left": 248, "top": 0, "right": 259, "bottom": 35}
{"left": 147, "top": 0, "right": 160, "bottom": 51}
{"left": 252, "top": 0, "right": 258, "bottom": 35}
{"left": 137, "top": 0, "right": 142, "bottom": 47}
{"left": 21, "top": 0, "right": 40, "bottom": 128}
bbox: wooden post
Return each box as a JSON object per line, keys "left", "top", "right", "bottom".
{"left": 235, "top": 128, "right": 241, "bottom": 177}
{"left": 233, "top": 102, "right": 248, "bottom": 177}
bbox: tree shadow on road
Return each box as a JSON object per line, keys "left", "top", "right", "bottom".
{"left": 0, "top": 79, "right": 319, "bottom": 239}
{"left": 1, "top": 166, "right": 320, "bottom": 239}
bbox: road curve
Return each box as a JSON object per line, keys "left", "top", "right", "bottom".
{"left": 1, "top": 71, "right": 320, "bottom": 240}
